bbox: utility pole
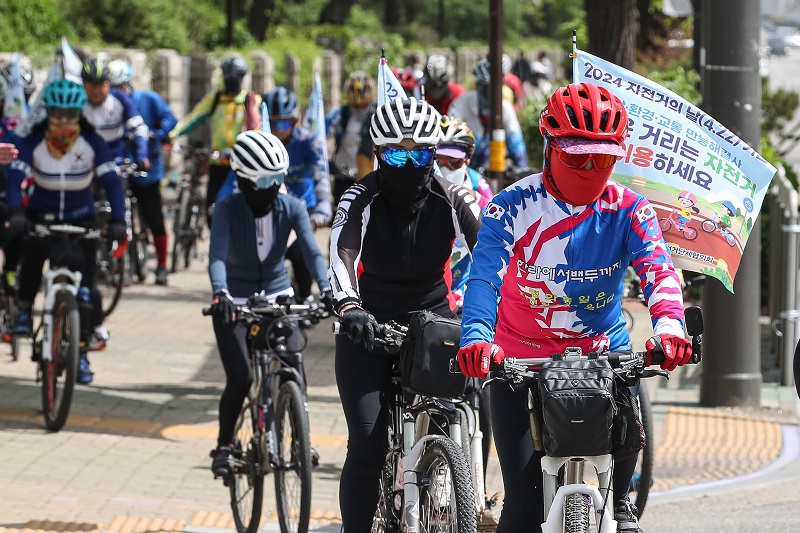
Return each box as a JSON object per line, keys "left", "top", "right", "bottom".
{"left": 488, "top": 0, "right": 505, "bottom": 190}
{"left": 699, "top": 0, "right": 762, "bottom": 407}
{"left": 226, "top": 0, "right": 235, "bottom": 47}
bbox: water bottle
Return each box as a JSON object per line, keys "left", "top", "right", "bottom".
{"left": 78, "top": 286, "right": 91, "bottom": 304}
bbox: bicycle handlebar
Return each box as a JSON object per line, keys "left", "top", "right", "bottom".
{"left": 331, "top": 319, "right": 408, "bottom": 350}
{"left": 202, "top": 300, "right": 331, "bottom": 322}
{"left": 32, "top": 224, "right": 102, "bottom": 239}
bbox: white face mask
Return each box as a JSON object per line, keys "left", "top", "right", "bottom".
{"left": 439, "top": 165, "right": 468, "bottom": 187}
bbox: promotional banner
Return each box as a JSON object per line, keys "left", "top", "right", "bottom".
{"left": 302, "top": 72, "right": 330, "bottom": 176}
{"left": 2, "top": 54, "right": 27, "bottom": 132}
{"left": 574, "top": 49, "right": 777, "bottom": 292}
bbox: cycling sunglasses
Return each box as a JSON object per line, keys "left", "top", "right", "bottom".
{"left": 379, "top": 147, "right": 435, "bottom": 168}
{"left": 436, "top": 154, "right": 467, "bottom": 170}
{"left": 47, "top": 108, "right": 80, "bottom": 121}
{"left": 552, "top": 143, "right": 620, "bottom": 170}
{"left": 270, "top": 118, "right": 295, "bottom": 132}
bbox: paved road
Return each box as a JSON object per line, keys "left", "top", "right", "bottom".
{"left": 0, "top": 227, "right": 799, "bottom": 532}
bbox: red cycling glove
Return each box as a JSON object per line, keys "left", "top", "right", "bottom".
{"left": 645, "top": 334, "right": 693, "bottom": 371}
{"left": 457, "top": 342, "right": 504, "bottom": 379}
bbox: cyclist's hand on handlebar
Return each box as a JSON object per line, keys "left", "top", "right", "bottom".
{"left": 211, "top": 289, "right": 236, "bottom": 325}
{"left": 7, "top": 207, "right": 28, "bottom": 237}
{"left": 341, "top": 307, "right": 378, "bottom": 350}
{"left": 320, "top": 289, "right": 335, "bottom": 314}
{"left": 457, "top": 342, "right": 504, "bottom": 379}
{"left": 309, "top": 211, "right": 330, "bottom": 229}
{"left": 105, "top": 219, "right": 128, "bottom": 244}
{"left": 646, "top": 334, "right": 692, "bottom": 371}
{"left": 136, "top": 159, "right": 151, "bottom": 172}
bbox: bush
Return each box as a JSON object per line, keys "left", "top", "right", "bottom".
{"left": 0, "top": 0, "right": 75, "bottom": 50}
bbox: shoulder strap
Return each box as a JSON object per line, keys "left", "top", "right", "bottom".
{"left": 334, "top": 105, "right": 352, "bottom": 156}
{"left": 209, "top": 91, "right": 222, "bottom": 117}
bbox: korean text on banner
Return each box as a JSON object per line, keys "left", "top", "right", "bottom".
{"left": 574, "top": 49, "right": 776, "bottom": 292}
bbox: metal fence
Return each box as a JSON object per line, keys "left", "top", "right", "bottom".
{"left": 767, "top": 163, "right": 799, "bottom": 386}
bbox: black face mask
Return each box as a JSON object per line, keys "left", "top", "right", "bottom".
{"left": 377, "top": 158, "right": 434, "bottom": 216}
{"left": 223, "top": 76, "right": 243, "bottom": 95}
{"left": 237, "top": 177, "right": 279, "bottom": 217}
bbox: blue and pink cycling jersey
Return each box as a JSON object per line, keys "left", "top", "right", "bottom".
{"left": 460, "top": 172, "right": 686, "bottom": 358}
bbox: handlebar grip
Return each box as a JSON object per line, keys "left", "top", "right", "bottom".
{"left": 202, "top": 307, "right": 212, "bottom": 316}
{"left": 332, "top": 321, "right": 342, "bottom": 334}
{"left": 647, "top": 349, "right": 665, "bottom": 367}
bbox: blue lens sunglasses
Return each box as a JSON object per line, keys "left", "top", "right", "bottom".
{"left": 270, "top": 118, "right": 295, "bottom": 132}
{"left": 379, "top": 147, "right": 435, "bottom": 168}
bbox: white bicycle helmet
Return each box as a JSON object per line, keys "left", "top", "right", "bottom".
{"left": 230, "top": 130, "right": 289, "bottom": 186}
{"left": 502, "top": 53, "right": 512, "bottom": 75}
{"left": 108, "top": 59, "right": 133, "bottom": 86}
{"left": 425, "top": 54, "right": 453, "bottom": 86}
{"left": 370, "top": 97, "right": 442, "bottom": 146}
{"left": 439, "top": 116, "right": 475, "bottom": 156}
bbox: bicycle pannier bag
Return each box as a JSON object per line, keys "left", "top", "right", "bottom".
{"left": 537, "top": 358, "right": 616, "bottom": 457}
{"left": 400, "top": 311, "right": 466, "bottom": 398}
{"left": 611, "top": 379, "right": 646, "bottom": 458}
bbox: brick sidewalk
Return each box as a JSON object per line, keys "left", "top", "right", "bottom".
{"left": 0, "top": 232, "right": 795, "bottom": 532}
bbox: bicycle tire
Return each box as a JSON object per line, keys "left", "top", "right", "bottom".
{"left": 658, "top": 218, "right": 671, "bottom": 232}
{"left": 634, "top": 380, "right": 654, "bottom": 519}
{"left": 701, "top": 219, "right": 716, "bottom": 233}
{"left": 41, "top": 290, "right": 80, "bottom": 432}
{"left": 184, "top": 195, "right": 202, "bottom": 270}
{"left": 417, "top": 437, "right": 476, "bottom": 533}
{"left": 229, "top": 396, "right": 264, "bottom": 533}
{"left": 1, "top": 292, "right": 20, "bottom": 360}
{"left": 274, "top": 380, "right": 312, "bottom": 533}
{"left": 564, "top": 493, "right": 590, "bottom": 533}
{"left": 683, "top": 226, "right": 698, "bottom": 241}
{"left": 372, "top": 449, "right": 402, "bottom": 533}
{"left": 96, "top": 244, "right": 124, "bottom": 318}
{"left": 623, "top": 307, "right": 635, "bottom": 332}
{"left": 171, "top": 186, "right": 191, "bottom": 273}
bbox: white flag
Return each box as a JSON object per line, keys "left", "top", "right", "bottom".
{"left": 62, "top": 37, "right": 83, "bottom": 84}
{"left": 377, "top": 56, "right": 407, "bottom": 106}
{"left": 2, "top": 54, "right": 28, "bottom": 132}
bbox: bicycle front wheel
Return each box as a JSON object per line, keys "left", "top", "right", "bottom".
{"left": 41, "top": 291, "right": 80, "bottom": 432}
{"left": 564, "top": 493, "right": 590, "bottom": 533}
{"left": 417, "top": 437, "right": 477, "bottom": 533}
{"left": 274, "top": 380, "right": 312, "bottom": 533}
{"left": 373, "top": 448, "right": 402, "bottom": 533}
{"left": 633, "top": 380, "right": 654, "bottom": 518}
{"left": 229, "top": 397, "right": 264, "bottom": 533}
{"left": 96, "top": 244, "right": 125, "bottom": 318}
{"left": 171, "top": 187, "right": 190, "bottom": 273}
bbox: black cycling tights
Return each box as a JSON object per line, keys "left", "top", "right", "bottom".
{"left": 335, "top": 335, "right": 395, "bottom": 533}
{"left": 489, "top": 382, "right": 637, "bottom": 532}
{"left": 129, "top": 181, "right": 166, "bottom": 236}
{"left": 212, "top": 314, "right": 306, "bottom": 448}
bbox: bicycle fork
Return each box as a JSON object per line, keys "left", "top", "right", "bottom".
{"left": 40, "top": 269, "right": 82, "bottom": 363}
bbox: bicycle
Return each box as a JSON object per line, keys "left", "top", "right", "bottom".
{"left": 93, "top": 193, "right": 126, "bottom": 319}
{"left": 118, "top": 161, "right": 152, "bottom": 283}
{"left": 701, "top": 216, "right": 737, "bottom": 247}
{"left": 658, "top": 208, "right": 698, "bottom": 240}
{"left": 458, "top": 306, "right": 703, "bottom": 532}
{"left": 203, "top": 296, "right": 329, "bottom": 533}
{"left": 168, "top": 144, "right": 210, "bottom": 273}
{"left": 332, "top": 319, "right": 477, "bottom": 533}
{"left": 17, "top": 224, "right": 101, "bottom": 432}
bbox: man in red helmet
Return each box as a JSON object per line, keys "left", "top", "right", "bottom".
{"left": 456, "top": 82, "right": 692, "bottom": 533}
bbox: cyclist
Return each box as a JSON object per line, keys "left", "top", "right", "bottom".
{"left": 263, "top": 86, "right": 332, "bottom": 302}
{"left": 422, "top": 54, "right": 465, "bottom": 115}
{"left": 207, "top": 129, "right": 333, "bottom": 477}
{"left": 501, "top": 53, "right": 525, "bottom": 111}
{"left": 449, "top": 58, "right": 528, "bottom": 171}
{"left": 6, "top": 79, "right": 127, "bottom": 385}
{"left": 456, "top": 82, "right": 692, "bottom": 533}
{"left": 0, "top": 77, "right": 23, "bottom": 298}
{"left": 325, "top": 71, "right": 376, "bottom": 196}
{"left": 329, "top": 97, "right": 481, "bottom": 532}
{"left": 108, "top": 59, "right": 177, "bottom": 286}
{"left": 81, "top": 57, "right": 150, "bottom": 170}
{"left": 168, "top": 54, "right": 260, "bottom": 225}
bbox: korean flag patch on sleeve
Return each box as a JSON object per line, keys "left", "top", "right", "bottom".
{"left": 484, "top": 203, "right": 505, "bottom": 221}
{"left": 635, "top": 204, "right": 658, "bottom": 235}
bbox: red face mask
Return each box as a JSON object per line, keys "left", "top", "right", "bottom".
{"left": 543, "top": 144, "right": 615, "bottom": 205}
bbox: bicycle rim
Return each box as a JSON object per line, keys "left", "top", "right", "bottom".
{"left": 229, "top": 398, "right": 264, "bottom": 533}
{"left": 274, "top": 380, "right": 312, "bottom": 533}
{"left": 417, "top": 437, "right": 476, "bottom": 533}
{"left": 634, "top": 380, "right": 654, "bottom": 518}
{"left": 41, "top": 292, "right": 79, "bottom": 432}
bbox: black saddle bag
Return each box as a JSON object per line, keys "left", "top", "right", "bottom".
{"left": 400, "top": 311, "right": 466, "bottom": 399}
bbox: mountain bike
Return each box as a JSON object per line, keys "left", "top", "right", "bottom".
{"left": 333, "top": 319, "right": 477, "bottom": 533}
{"left": 118, "top": 162, "right": 152, "bottom": 283}
{"left": 93, "top": 196, "right": 125, "bottom": 318}
{"left": 457, "top": 306, "right": 703, "bottom": 533}
{"left": 18, "top": 224, "right": 101, "bottom": 431}
{"left": 203, "top": 297, "right": 329, "bottom": 533}
{"left": 169, "top": 144, "right": 209, "bottom": 273}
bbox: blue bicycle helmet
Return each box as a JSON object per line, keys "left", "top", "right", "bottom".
{"left": 721, "top": 201, "right": 736, "bottom": 215}
{"left": 43, "top": 79, "right": 88, "bottom": 109}
{"left": 263, "top": 86, "right": 298, "bottom": 119}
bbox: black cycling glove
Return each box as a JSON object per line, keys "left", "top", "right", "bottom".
{"left": 106, "top": 219, "right": 128, "bottom": 244}
{"left": 7, "top": 207, "right": 28, "bottom": 237}
{"left": 320, "top": 289, "right": 335, "bottom": 314}
{"left": 211, "top": 289, "right": 236, "bottom": 325}
{"left": 341, "top": 308, "right": 378, "bottom": 350}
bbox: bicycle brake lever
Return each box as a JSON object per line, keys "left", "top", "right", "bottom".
{"left": 641, "top": 369, "right": 670, "bottom": 380}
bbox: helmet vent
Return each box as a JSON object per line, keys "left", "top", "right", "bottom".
{"left": 612, "top": 112, "right": 622, "bottom": 131}
{"left": 582, "top": 109, "right": 593, "bottom": 131}
{"left": 566, "top": 106, "right": 579, "bottom": 128}
{"left": 547, "top": 116, "right": 560, "bottom": 129}
{"left": 599, "top": 111, "right": 609, "bottom": 131}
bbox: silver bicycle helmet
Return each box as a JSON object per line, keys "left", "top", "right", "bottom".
{"left": 108, "top": 59, "right": 133, "bottom": 86}
{"left": 230, "top": 130, "right": 290, "bottom": 184}
{"left": 370, "top": 97, "right": 442, "bottom": 146}
{"left": 1, "top": 63, "right": 37, "bottom": 95}
{"left": 473, "top": 59, "right": 491, "bottom": 84}
{"left": 501, "top": 53, "right": 512, "bottom": 75}
{"left": 425, "top": 54, "right": 453, "bottom": 86}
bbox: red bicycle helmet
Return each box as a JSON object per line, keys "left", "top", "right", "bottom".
{"left": 539, "top": 82, "right": 628, "bottom": 143}
{"left": 392, "top": 67, "right": 420, "bottom": 94}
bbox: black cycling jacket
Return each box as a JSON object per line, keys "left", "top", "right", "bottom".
{"left": 328, "top": 170, "right": 482, "bottom": 322}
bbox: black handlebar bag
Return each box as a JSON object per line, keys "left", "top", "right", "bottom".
{"left": 400, "top": 311, "right": 466, "bottom": 399}
{"left": 537, "top": 358, "right": 617, "bottom": 457}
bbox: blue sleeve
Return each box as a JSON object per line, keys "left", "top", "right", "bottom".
{"left": 89, "top": 134, "right": 126, "bottom": 221}
{"left": 154, "top": 94, "right": 178, "bottom": 144}
{"left": 5, "top": 135, "right": 35, "bottom": 209}
{"left": 325, "top": 107, "right": 340, "bottom": 137}
{"left": 293, "top": 202, "right": 331, "bottom": 290}
{"left": 215, "top": 169, "right": 238, "bottom": 203}
{"left": 115, "top": 89, "right": 149, "bottom": 161}
{"left": 507, "top": 129, "right": 528, "bottom": 168}
{"left": 208, "top": 196, "right": 233, "bottom": 294}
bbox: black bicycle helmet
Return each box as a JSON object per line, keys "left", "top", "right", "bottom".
{"left": 81, "top": 57, "right": 110, "bottom": 83}
{"left": 221, "top": 55, "right": 249, "bottom": 79}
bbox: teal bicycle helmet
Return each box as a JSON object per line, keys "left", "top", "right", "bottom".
{"left": 43, "top": 79, "right": 88, "bottom": 109}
